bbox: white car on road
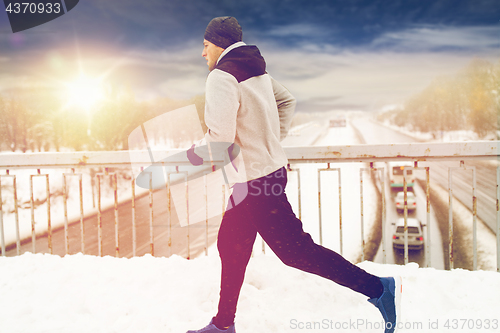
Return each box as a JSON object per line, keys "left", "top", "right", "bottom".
{"left": 392, "top": 217, "right": 425, "bottom": 251}
{"left": 395, "top": 191, "right": 416, "bottom": 213}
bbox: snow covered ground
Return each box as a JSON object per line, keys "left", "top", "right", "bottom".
{"left": 1, "top": 252, "right": 500, "bottom": 333}
{"left": 378, "top": 118, "right": 498, "bottom": 143}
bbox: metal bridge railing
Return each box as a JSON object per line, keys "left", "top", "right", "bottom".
{"left": 0, "top": 141, "right": 498, "bottom": 272}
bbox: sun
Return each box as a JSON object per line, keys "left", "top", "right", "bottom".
{"left": 65, "top": 74, "right": 105, "bottom": 111}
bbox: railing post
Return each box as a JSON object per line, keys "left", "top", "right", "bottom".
{"left": 0, "top": 176, "right": 5, "bottom": 256}
{"left": 95, "top": 170, "right": 120, "bottom": 257}
{"left": 113, "top": 173, "right": 120, "bottom": 258}
{"left": 185, "top": 174, "right": 189, "bottom": 259}
{"left": 165, "top": 166, "right": 172, "bottom": 257}
{"left": 360, "top": 168, "right": 365, "bottom": 262}
{"left": 449, "top": 166, "right": 454, "bottom": 269}
{"left": 62, "top": 173, "right": 68, "bottom": 254}
{"left": 472, "top": 165, "right": 477, "bottom": 271}
{"left": 63, "top": 172, "right": 85, "bottom": 255}
{"left": 401, "top": 164, "right": 431, "bottom": 267}
{"left": 204, "top": 174, "right": 209, "bottom": 256}
{"left": 287, "top": 164, "right": 302, "bottom": 220}
{"left": 338, "top": 167, "right": 343, "bottom": 257}
{"left": 97, "top": 174, "right": 103, "bottom": 257}
{"left": 46, "top": 173, "right": 51, "bottom": 255}
{"left": 318, "top": 164, "right": 342, "bottom": 252}
{"left": 403, "top": 169, "right": 409, "bottom": 265}
{"left": 360, "top": 163, "right": 385, "bottom": 263}
{"left": 425, "top": 167, "right": 431, "bottom": 268}
{"left": 497, "top": 166, "right": 500, "bottom": 273}
{"left": 30, "top": 174, "right": 36, "bottom": 253}
{"left": 148, "top": 171, "right": 154, "bottom": 257}
{"left": 449, "top": 161, "right": 477, "bottom": 270}
{"left": 12, "top": 174, "right": 20, "bottom": 255}
{"left": 79, "top": 172, "right": 84, "bottom": 254}
{"left": 131, "top": 178, "right": 137, "bottom": 257}
{"left": 380, "top": 165, "right": 386, "bottom": 265}
{"left": 318, "top": 167, "right": 323, "bottom": 246}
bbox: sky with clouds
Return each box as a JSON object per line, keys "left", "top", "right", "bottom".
{"left": 0, "top": 0, "right": 499, "bottom": 112}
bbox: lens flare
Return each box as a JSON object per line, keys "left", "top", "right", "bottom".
{"left": 65, "top": 74, "right": 104, "bottom": 111}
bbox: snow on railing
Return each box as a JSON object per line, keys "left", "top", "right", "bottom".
{"left": 0, "top": 141, "right": 498, "bottom": 272}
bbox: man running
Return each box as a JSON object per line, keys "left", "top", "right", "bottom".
{"left": 186, "top": 16, "right": 402, "bottom": 333}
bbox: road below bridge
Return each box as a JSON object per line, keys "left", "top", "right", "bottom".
{"left": 352, "top": 116, "right": 498, "bottom": 270}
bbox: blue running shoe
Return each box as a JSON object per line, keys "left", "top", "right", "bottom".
{"left": 186, "top": 318, "right": 235, "bottom": 333}
{"left": 368, "top": 276, "right": 402, "bottom": 333}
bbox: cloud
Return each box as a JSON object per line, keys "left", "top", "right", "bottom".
{"left": 1, "top": 4, "right": 499, "bottom": 113}
{"left": 246, "top": 22, "right": 346, "bottom": 49}
{"left": 242, "top": 23, "right": 499, "bottom": 112}
{"left": 370, "top": 25, "right": 500, "bottom": 53}
{"left": 127, "top": 23, "right": 499, "bottom": 111}
{"left": 257, "top": 40, "right": 497, "bottom": 112}
{"left": 264, "top": 23, "right": 335, "bottom": 39}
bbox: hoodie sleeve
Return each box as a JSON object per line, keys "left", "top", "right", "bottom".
{"left": 203, "top": 69, "right": 240, "bottom": 144}
{"left": 271, "top": 76, "right": 296, "bottom": 141}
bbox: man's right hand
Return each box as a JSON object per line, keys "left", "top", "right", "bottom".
{"left": 187, "top": 144, "right": 204, "bottom": 166}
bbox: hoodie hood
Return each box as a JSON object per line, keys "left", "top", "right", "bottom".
{"left": 215, "top": 45, "right": 266, "bottom": 83}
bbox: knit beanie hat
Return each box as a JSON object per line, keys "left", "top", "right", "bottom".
{"left": 204, "top": 16, "right": 242, "bottom": 49}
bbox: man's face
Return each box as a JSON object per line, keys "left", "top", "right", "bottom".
{"left": 202, "top": 39, "right": 224, "bottom": 71}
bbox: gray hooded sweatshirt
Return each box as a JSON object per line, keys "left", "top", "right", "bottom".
{"left": 201, "top": 42, "right": 296, "bottom": 182}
